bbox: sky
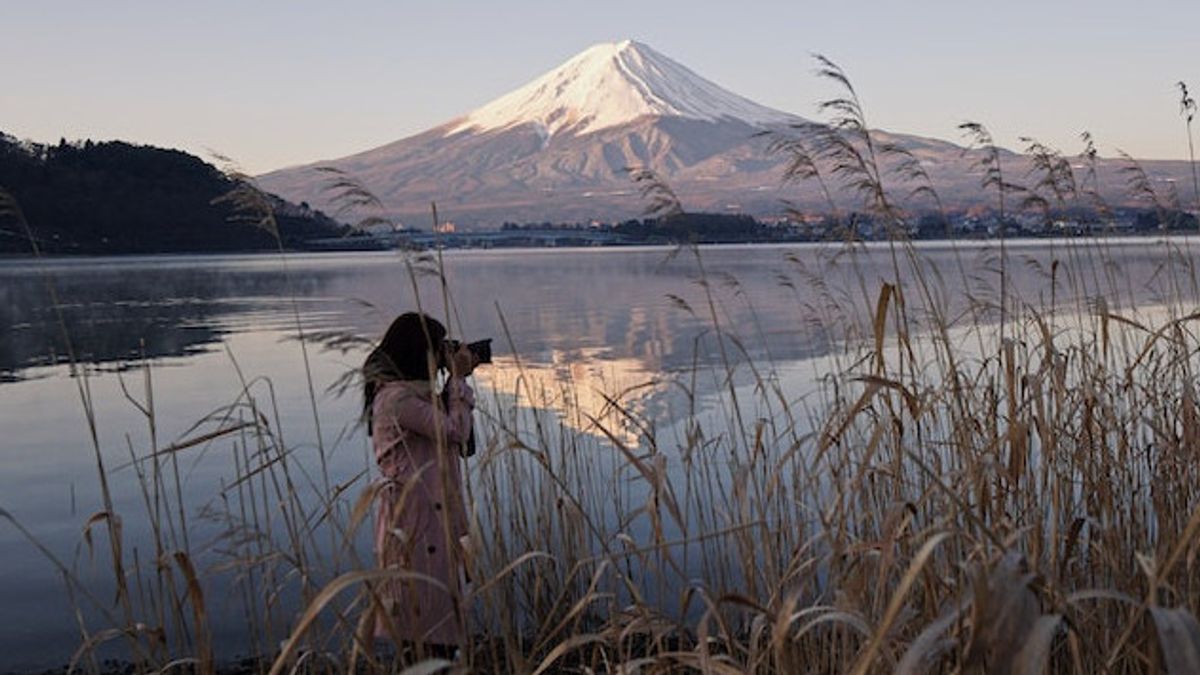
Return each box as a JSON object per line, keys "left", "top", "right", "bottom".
{"left": 3, "top": 0, "right": 1199, "bottom": 175}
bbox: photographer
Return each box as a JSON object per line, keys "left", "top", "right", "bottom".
{"left": 361, "top": 312, "right": 482, "bottom": 656}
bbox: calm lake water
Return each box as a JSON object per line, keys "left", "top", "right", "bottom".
{"left": 1, "top": 240, "right": 1196, "bottom": 670}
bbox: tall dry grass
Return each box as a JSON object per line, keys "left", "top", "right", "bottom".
{"left": 4, "top": 60, "right": 1200, "bottom": 675}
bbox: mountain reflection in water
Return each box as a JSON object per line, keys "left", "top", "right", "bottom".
{"left": 479, "top": 350, "right": 667, "bottom": 446}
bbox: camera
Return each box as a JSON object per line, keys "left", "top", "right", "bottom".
{"left": 440, "top": 338, "right": 493, "bottom": 369}
{"left": 438, "top": 338, "right": 490, "bottom": 459}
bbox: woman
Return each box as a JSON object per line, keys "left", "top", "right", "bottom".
{"left": 362, "top": 312, "right": 478, "bottom": 653}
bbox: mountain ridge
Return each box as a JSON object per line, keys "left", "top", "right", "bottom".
{"left": 258, "top": 41, "right": 1197, "bottom": 228}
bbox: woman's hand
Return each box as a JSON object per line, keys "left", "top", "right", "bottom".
{"left": 449, "top": 343, "right": 477, "bottom": 378}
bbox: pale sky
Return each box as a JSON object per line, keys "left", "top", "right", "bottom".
{"left": 3, "top": 0, "right": 1198, "bottom": 174}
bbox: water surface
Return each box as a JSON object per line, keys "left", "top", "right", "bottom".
{"left": 1, "top": 239, "right": 1194, "bottom": 670}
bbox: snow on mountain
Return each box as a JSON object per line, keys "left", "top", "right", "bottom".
{"left": 259, "top": 39, "right": 820, "bottom": 225}
{"left": 446, "top": 40, "right": 797, "bottom": 138}
{"left": 259, "top": 40, "right": 1191, "bottom": 227}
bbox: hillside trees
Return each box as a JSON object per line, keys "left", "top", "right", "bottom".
{"left": 0, "top": 133, "right": 345, "bottom": 254}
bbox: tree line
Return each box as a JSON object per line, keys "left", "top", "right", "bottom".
{"left": 0, "top": 133, "right": 346, "bottom": 254}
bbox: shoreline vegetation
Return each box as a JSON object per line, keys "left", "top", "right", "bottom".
{"left": 5, "top": 119, "right": 1200, "bottom": 256}
{"left": 4, "top": 56, "right": 1200, "bottom": 674}
{"left": 0, "top": 133, "right": 348, "bottom": 256}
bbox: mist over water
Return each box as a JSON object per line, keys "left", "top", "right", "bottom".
{"left": 1, "top": 239, "right": 1195, "bottom": 670}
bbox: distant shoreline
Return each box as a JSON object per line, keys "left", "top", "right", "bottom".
{"left": 4, "top": 232, "right": 1200, "bottom": 265}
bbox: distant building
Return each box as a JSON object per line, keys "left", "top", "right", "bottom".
{"left": 361, "top": 221, "right": 404, "bottom": 236}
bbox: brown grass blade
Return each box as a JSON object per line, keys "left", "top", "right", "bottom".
{"left": 530, "top": 633, "right": 605, "bottom": 675}
{"left": 173, "top": 552, "right": 213, "bottom": 675}
{"left": 1151, "top": 607, "right": 1200, "bottom": 674}
{"left": 1012, "top": 614, "right": 1064, "bottom": 675}
{"left": 895, "top": 600, "right": 968, "bottom": 674}
{"left": 268, "top": 568, "right": 448, "bottom": 675}
{"left": 872, "top": 283, "right": 894, "bottom": 374}
{"left": 849, "top": 531, "right": 952, "bottom": 675}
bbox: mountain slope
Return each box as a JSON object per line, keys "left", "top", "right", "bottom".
{"left": 259, "top": 41, "right": 1196, "bottom": 228}
{"left": 259, "top": 40, "right": 818, "bottom": 226}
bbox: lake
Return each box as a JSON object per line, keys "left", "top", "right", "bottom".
{"left": 1, "top": 239, "right": 1196, "bottom": 671}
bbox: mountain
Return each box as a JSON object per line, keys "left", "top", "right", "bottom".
{"left": 0, "top": 133, "right": 348, "bottom": 254}
{"left": 258, "top": 40, "right": 1197, "bottom": 228}
{"left": 445, "top": 40, "right": 797, "bottom": 138}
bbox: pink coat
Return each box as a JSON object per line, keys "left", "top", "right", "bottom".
{"left": 372, "top": 377, "right": 474, "bottom": 646}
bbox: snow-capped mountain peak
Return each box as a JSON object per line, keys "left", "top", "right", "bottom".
{"left": 260, "top": 40, "right": 1196, "bottom": 229}
{"left": 447, "top": 39, "right": 795, "bottom": 138}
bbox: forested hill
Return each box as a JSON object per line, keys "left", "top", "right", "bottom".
{"left": 0, "top": 133, "right": 348, "bottom": 254}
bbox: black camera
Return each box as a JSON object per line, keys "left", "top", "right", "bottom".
{"left": 439, "top": 339, "right": 490, "bottom": 459}
{"left": 440, "top": 338, "right": 493, "bottom": 368}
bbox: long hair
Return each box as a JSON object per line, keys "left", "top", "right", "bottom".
{"left": 363, "top": 312, "right": 446, "bottom": 435}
